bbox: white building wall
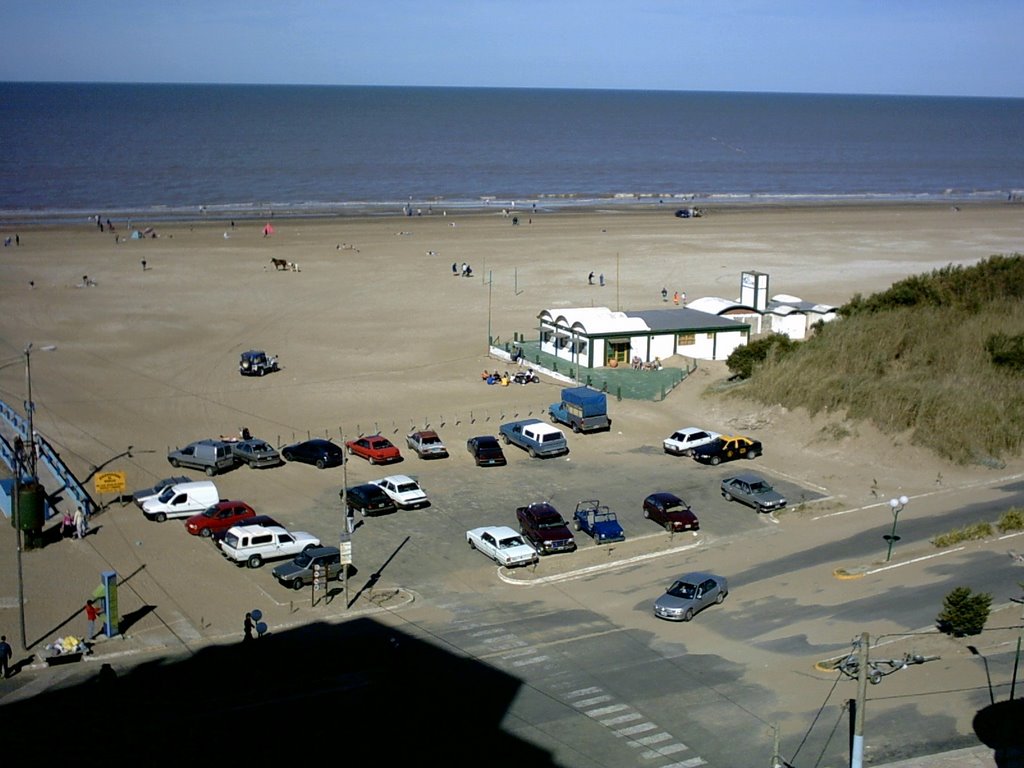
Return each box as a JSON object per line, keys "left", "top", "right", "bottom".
{"left": 678, "top": 329, "right": 747, "bottom": 361}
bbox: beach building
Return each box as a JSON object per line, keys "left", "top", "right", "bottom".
{"left": 537, "top": 306, "right": 750, "bottom": 369}
{"left": 688, "top": 271, "right": 839, "bottom": 341}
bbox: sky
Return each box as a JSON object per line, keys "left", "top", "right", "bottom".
{"left": 2, "top": 1, "right": 1022, "bottom": 98}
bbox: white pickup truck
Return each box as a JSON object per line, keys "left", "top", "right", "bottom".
{"left": 218, "top": 524, "right": 320, "bottom": 568}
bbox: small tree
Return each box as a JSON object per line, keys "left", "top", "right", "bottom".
{"left": 937, "top": 586, "right": 992, "bottom": 637}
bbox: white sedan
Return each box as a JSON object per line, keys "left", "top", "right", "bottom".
{"left": 370, "top": 474, "right": 429, "bottom": 509}
{"left": 663, "top": 427, "right": 721, "bottom": 457}
{"left": 466, "top": 525, "right": 539, "bottom": 567}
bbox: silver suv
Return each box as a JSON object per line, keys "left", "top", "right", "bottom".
{"left": 167, "top": 439, "right": 238, "bottom": 476}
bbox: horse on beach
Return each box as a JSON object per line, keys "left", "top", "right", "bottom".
{"left": 270, "top": 257, "right": 288, "bottom": 271}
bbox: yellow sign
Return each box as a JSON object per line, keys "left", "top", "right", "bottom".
{"left": 94, "top": 471, "right": 127, "bottom": 494}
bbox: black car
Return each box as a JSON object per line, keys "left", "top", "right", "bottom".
{"left": 692, "top": 435, "right": 762, "bottom": 465}
{"left": 281, "top": 438, "right": 345, "bottom": 469}
{"left": 466, "top": 435, "right": 507, "bottom": 467}
{"left": 343, "top": 483, "right": 397, "bottom": 517}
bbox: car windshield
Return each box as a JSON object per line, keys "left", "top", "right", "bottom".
{"left": 223, "top": 533, "right": 239, "bottom": 548}
{"left": 499, "top": 536, "right": 526, "bottom": 548}
{"left": 537, "top": 518, "right": 563, "bottom": 529}
{"left": 422, "top": 435, "right": 440, "bottom": 444}
{"left": 157, "top": 487, "right": 175, "bottom": 503}
{"left": 201, "top": 506, "right": 219, "bottom": 518}
{"left": 663, "top": 502, "right": 688, "bottom": 513}
{"left": 292, "top": 551, "right": 312, "bottom": 567}
{"left": 750, "top": 481, "right": 771, "bottom": 493}
{"left": 667, "top": 581, "right": 697, "bottom": 599}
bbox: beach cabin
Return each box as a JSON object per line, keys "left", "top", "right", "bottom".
{"left": 537, "top": 306, "right": 750, "bottom": 369}
{"left": 690, "top": 271, "right": 838, "bottom": 341}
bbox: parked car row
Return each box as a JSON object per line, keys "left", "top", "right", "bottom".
{"left": 132, "top": 477, "right": 342, "bottom": 591}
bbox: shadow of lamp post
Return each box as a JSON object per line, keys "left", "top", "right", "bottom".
{"left": 883, "top": 495, "right": 909, "bottom": 562}
{"left": 968, "top": 645, "right": 996, "bottom": 705}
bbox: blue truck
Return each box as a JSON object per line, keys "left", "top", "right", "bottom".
{"left": 573, "top": 499, "right": 625, "bottom": 544}
{"left": 548, "top": 386, "right": 610, "bottom": 434}
{"left": 499, "top": 418, "right": 568, "bottom": 458}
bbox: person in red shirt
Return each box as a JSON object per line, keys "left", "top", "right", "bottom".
{"left": 84, "top": 600, "right": 100, "bottom": 640}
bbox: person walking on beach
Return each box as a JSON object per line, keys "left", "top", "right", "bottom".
{"left": 84, "top": 599, "right": 100, "bottom": 640}
{"left": 452, "top": 262, "right": 458, "bottom": 276}
{"left": 588, "top": 271, "right": 594, "bottom": 285}
{"left": 0, "top": 634, "right": 12, "bottom": 679}
{"left": 661, "top": 287, "right": 668, "bottom": 302}
{"left": 673, "top": 291, "right": 680, "bottom": 306}
{"left": 599, "top": 273, "right": 605, "bottom": 286}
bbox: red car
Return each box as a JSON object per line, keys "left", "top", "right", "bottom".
{"left": 345, "top": 435, "right": 402, "bottom": 464}
{"left": 185, "top": 501, "right": 256, "bottom": 537}
{"left": 642, "top": 492, "right": 700, "bottom": 533}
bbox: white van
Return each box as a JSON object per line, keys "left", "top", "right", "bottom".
{"left": 142, "top": 480, "right": 220, "bottom": 522}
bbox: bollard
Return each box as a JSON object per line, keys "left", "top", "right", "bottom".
{"left": 616, "top": 386, "right": 622, "bottom": 402}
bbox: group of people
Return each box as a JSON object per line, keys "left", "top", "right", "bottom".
{"left": 481, "top": 369, "right": 511, "bottom": 386}
{"left": 631, "top": 355, "right": 663, "bottom": 371}
{"left": 60, "top": 505, "right": 90, "bottom": 540}
{"left": 587, "top": 271, "right": 605, "bottom": 286}
{"left": 661, "top": 287, "right": 686, "bottom": 305}
{"left": 452, "top": 262, "right": 473, "bottom": 277}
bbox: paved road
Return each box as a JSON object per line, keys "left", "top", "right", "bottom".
{"left": 2, "top": 425, "right": 1021, "bottom": 765}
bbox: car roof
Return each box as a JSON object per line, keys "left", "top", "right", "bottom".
{"left": 349, "top": 483, "right": 386, "bottom": 493}
{"left": 472, "top": 435, "right": 499, "bottom": 443}
{"left": 727, "top": 472, "right": 765, "bottom": 483}
{"left": 472, "top": 525, "right": 519, "bottom": 537}
{"left": 673, "top": 571, "right": 722, "bottom": 583}
{"left": 646, "top": 491, "right": 683, "bottom": 504}
{"left": 227, "top": 524, "right": 288, "bottom": 536}
{"left": 304, "top": 546, "right": 340, "bottom": 556}
{"left": 523, "top": 501, "right": 559, "bottom": 514}
{"left": 379, "top": 474, "right": 415, "bottom": 484}
{"left": 673, "top": 427, "right": 711, "bottom": 435}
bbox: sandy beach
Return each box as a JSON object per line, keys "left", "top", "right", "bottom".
{"left": 2, "top": 202, "right": 1023, "bottom": 490}
{"left": 2, "top": 202, "right": 1023, "bottom": 765}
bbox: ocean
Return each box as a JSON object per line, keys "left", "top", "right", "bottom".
{"left": 1, "top": 82, "right": 1022, "bottom": 223}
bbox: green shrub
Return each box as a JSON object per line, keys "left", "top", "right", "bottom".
{"left": 997, "top": 507, "right": 1024, "bottom": 533}
{"left": 986, "top": 332, "right": 1024, "bottom": 372}
{"left": 932, "top": 522, "right": 993, "bottom": 548}
{"left": 725, "top": 333, "right": 799, "bottom": 379}
{"left": 937, "top": 586, "right": 992, "bottom": 637}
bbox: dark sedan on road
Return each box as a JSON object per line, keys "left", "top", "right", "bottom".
{"left": 642, "top": 492, "right": 700, "bottom": 532}
{"left": 692, "top": 435, "right": 761, "bottom": 465}
{"left": 467, "top": 435, "right": 507, "bottom": 467}
{"left": 342, "top": 483, "right": 398, "bottom": 516}
{"left": 281, "top": 438, "right": 345, "bottom": 469}
{"left": 654, "top": 572, "right": 728, "bottom": 622}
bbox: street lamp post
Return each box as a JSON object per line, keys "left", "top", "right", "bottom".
{"left": 884, "top": 495, "right": 909, "bottom": 562}
{"left": 968, "top": 645, "right": 996, "bottom": 705}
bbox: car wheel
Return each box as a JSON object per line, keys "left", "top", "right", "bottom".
{"left": 643, "top": 508, "right": 651, "bottom": 519}
{"left": 200, "top": 528, "right": 212, "bottom": 538}
{"left": 716, "top": 591, "right": 727, "bottom": 604}
{"left": 684, "top": 449, "right": 693, "bottom": 457}
{"left": 359, "top": 507, "right": 368, "bottom": 517}
{"left": 572, "top": 422, "right": 581, "bottom": 434}
{"left": 258, "top": 368, "right": 265, "bottom": 377}
{"left": 468, "top": 539, "right": 476, "bottom": 550}
{"left": 664, "top": 523, "right": 674, "bottom": 533}
{"left": 502, "top": 435, "right": 511, "bottom": 444}
{"left": 710, "top": 456, "right": 721, "bottom": 466}
{"left": 247, "top": 554, "right": 263, "bottom": 568}
{"left": 683, "top": 608, "right": 694, "bottom": 622}
{"left": 291, "top": 578, "right": 304, "bottom": 591}
{"left": 249, "top": 461, "right": 258, "bottom": 469}
{"left": 747, "top": 449, "right": 759, "bottom": 459}
{"left": 205, "top": 466, "right": 216, "bottom": 476}
{"left": 303, "top": 543, "right": 316, "bottom": 552}
{"left": 315, "top": 459, "right": 325, "bottom": 469}
{"left": 369, "top": 455, "right": 378, "bottom": 465}
{"left": 723, "top": 491, "right": 733, "bottom": 502}
{"left": 155, "top": 512, "right": 167, "bottom": 523}
{"left": 573, "top": 520, "right": 581, "bottom": 531}
{"left": 528, "top": 447, "right": 537, "bottom": 458}
{"left": 168, "top": 458, "right": 180, "bottom": 468}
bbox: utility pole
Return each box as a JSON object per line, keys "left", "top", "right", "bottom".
{"left": 852, "top": 632, "right": 869, "bottom": 768}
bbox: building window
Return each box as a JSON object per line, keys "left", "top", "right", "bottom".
{"left": 677, "top": 333, "right": 695, "bottom": 345}
{"left": 607, "top": 340, "right": 630, "bottom": 364}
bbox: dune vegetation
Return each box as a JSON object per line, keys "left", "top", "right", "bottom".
{"left": 725, "top": 255, "right": 1024, "bottom": 465}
